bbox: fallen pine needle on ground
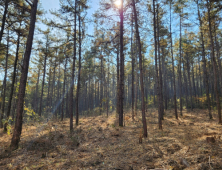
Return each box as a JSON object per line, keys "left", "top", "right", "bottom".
{"left": 0, "top": 109, "right": 222, "bottom": 170}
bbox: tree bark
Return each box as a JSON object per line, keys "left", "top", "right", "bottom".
{"left": 61, "top": 55, "right": 68, "bottom": 121}
{"left": 106, "top": 57, "right": 110, "bottom": 117}
{"left": 207, "top": 0, "right": 221, "bottom": 123}
{"left": 119, "top": 0, "right": 124, "bottom": 126}
{"left": 157, "top": 4, "right": 164, "bottom": 120}
{"left": 100, "top": 53, "right": 103, "bottom": 115}
{"left": 4, "top": 32, "right": 20, "bottom": 132}
{"left": 191, "top": 62, "right": 197, "bottom": 106}
{"left": 39, "top": 40, "right": 48, "bottom": 117}
{"left": 0, "top": 0, "right": 9, "bottom": 44}
{"left": 0, "top": 30, "right": 9, "bottom": 128}
{"left": 186, "top": 55, "right": 193, "bottom": 111}
{"left": 131, "top": 11, "right": 135, "bottom": 120}
{"left": 132, "top": 0, "right": 148, "bottom": 136}
{"left": 10, "top": 0, "right": 38, "bottom": 150}
{"left": 153, "top": 0, "right": 162, "bottom": 129}
{"left": 70, "top": 0, "right": 77, "bottom": 131}
{"left": 116, "top": 46, "right": 120, "bottom": 115}
{"left": 170, "top": 0, "right": 178, "bottom": 118}
{"left": 179, "top": 13, "right": 183, "bottom": 115}
{"left": 182, "top": 58, "right": 189, "bottom": 109}
{"left": 196, "top": 0, "right": 212, "bottom": 118}
{"left": 75, "top": 7, "right": 81, "bottom": 125}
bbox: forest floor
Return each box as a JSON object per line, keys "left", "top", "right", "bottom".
{"left": 0, "top": 109, "right": 222, "bottom": 170}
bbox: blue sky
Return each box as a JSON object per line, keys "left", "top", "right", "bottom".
{"left": 38, "top": 0, "right": 100, "bottom": 33}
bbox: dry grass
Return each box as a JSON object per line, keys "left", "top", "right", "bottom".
{"left": 0, "top": 109, "right": 222, "bottom": 170}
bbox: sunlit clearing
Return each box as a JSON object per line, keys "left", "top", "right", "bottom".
{"left": 114, "top": 0, "right": 121, "bottom": 8}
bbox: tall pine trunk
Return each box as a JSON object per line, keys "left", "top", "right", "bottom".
{"left": 119, "top": 0, "right": 124, "bottom": 126}
{"left": 75, "top": 7, "right": 81, "bottom": 125}
{"left": 11, "top": 0, "right": 38, "bottom": 150}
{"left": 170, "top": 0, "right": 178, "bottom": 118}
{"left": 157, "top": 4, "right": 164, "bottom": 120}
{"left": 186, "top": 55, "right": 193, "bottom": 111}
{"left": 132, "top": 0, "right": 148, "bottom": 135}
{"left": 207, "top": 0, "right": 221, "bottom": 123}
{"left": 116, "top": 46, "right": 120, "bottom": 115}
{"left": 196, "top": 0, "right": 212, "bottom": 118}
{"left": 70, "top": 0, "right": 77, "bottom": 131}
{"left": 153, "top": 0, "right": 162, "bottom": 129}
{"left": 131, "top": 12, "right": 135, "bottom": 120}
{"left": 61, "top": 56, "right": 68, "bottom": 121}
{"left": 179, "top": 13, "right": 183, "bottom": 115}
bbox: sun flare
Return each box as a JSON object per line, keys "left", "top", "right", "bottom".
{"left": 114, "top": 0, "right": 121, "bottom": 7}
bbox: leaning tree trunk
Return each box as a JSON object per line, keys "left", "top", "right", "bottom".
{"left": 132, "top": 0, "right": 148, "bottom": 136}
{"left": 11, "top": 0, "right": 38, "bottom": 150}
{"left": 0, "top": 0, "right": 9, "bottom": 44}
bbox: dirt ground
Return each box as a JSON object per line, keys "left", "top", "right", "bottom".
{"left": 0, "top": 109, "right": 222, "bottom": 170}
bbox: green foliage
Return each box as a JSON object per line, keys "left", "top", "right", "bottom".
{"left": 24, "top": 106, "right": 40, "bottom": 123}
{"left": 1, "top": 116, "right": 13, "bottom": 135}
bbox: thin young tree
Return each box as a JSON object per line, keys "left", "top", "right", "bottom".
{"left": 119, "top": 0, "right": 124, "bottom": 126}
{"left": 169, "top": 0, "right": 178, "bottom": 118}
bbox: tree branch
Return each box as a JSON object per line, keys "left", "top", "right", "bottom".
{"left": 25, "top": 0, "right": 32, "bottom": 7}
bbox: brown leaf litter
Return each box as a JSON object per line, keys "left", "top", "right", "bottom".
{"left": 0, "top": 109, "right": 222, "bottom": 170}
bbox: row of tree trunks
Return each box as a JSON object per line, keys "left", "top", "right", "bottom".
{"left": 4, "top": 31, "right": 20, "bottom": 132}
{"left": 206, "top": 0, "right": 221, "bottom": 124}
